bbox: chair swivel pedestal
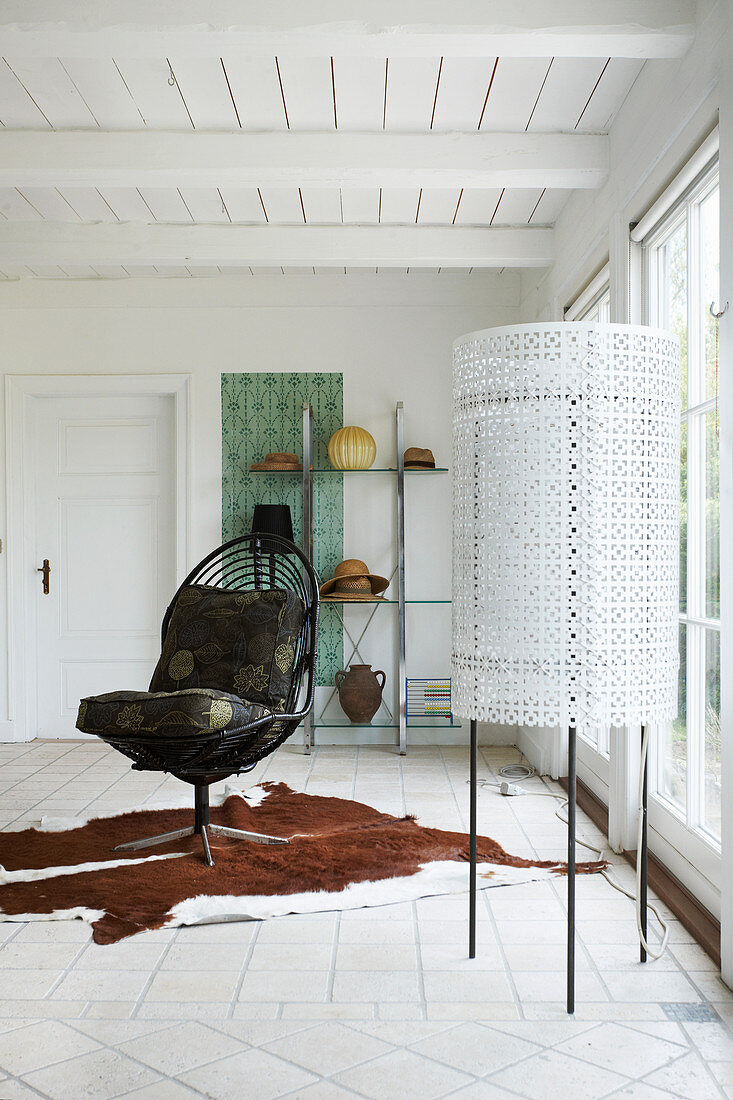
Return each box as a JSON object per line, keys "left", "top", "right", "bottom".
{"left": 114, "top": 782, "right": 289, "bottom": 868}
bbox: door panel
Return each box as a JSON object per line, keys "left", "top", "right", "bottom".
{"left": 58, "top": 418, "right": 159, "bottom": 475}
{"left": 33, "top": 394, "right": 175, "bottom": 738}
{"left": 60, "top": 498, "right": 159, "bottom": 635}
{"left": 61, "top": 660, "right": 155, "bottom": 718}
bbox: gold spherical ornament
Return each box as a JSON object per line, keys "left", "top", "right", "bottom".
{"left": 328, "top": 426, "right": 377, "bottom": 470}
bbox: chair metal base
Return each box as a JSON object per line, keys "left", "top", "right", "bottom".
{"left": 112, "top": 783, "right": 289, "bottom": 867}
{"left": 114, "top": 824, "right": 289, "bottom": 867}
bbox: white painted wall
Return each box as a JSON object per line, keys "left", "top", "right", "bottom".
{"left": 0, "top": 271, "right": 520, "bottom": 746}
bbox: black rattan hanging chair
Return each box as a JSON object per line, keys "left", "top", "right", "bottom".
{"left": 76, "top": 533, "right": 319, "bottom": 865}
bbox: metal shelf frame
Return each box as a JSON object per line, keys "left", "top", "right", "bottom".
{"left": 295, "top": 400, "right": 448, "bottom": 755}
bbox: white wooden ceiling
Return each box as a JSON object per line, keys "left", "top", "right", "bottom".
{"left": 0, "top": 3, "right": 696, "bottom": 279}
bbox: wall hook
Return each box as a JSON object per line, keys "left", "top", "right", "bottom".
{"left": 167, "top": 61, "right": 176, "bottom": 87}
{"left": 710, "top": 300, "right": 729, "bottom": 319}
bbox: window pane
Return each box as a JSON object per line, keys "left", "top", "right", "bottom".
{"left": 703, "top": 629, "right": 721, "bottom": 839}
{"left": 705, "top": 411, "right": 720, "bottom": 620}
{"left": 659, "top": 622, "right": 687, "bottom": 810}
{"left": 659, "top": 221, "right": 688, "bottom": 407}
{"left": 700, "top": 187, "right": 720, "bottom": 401}
{"left": 679, "top": 420, "right": 687, "bottom": 615}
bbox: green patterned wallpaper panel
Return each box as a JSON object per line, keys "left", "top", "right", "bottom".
{"left": 221, "top": 372, "right": 343, "bottom": 685}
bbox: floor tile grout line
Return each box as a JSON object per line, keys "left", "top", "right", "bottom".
{"left": 533, "top": 768, "right": 616, "bottom": 1003}
{"left": 438, "top": 1063, "right": 530, "bottom": 1100}
{"left": 227, "top": 921, "right": 263, "bottom": 1020}
{"left": 613, "top": 1017, "right": 689, "bottom": 1052}
{"left": 0, "top": 922, "right": 26, "bottom": 950}
{"left": 325, "top": 744, "right": 361, "bottom": 1008}
{"left": 8, "top": 748, "right": 151, "bottom": 828}
{"left": 110, "top": 1016, "right": 300, "bottom": 1093}
{"left": 47, "top": 1033, "right": 187, "bottom": 1095}
{"left": 438, "top": 745, "right": 526, "bottom": 1019}
{"left": 128, "top": 928, "right": 180, "bottom": 1020}
{"left": 412, "top": 901, "right": 428, "bottom": 1021}
{"left": 114, "top": 1077, "right": 203, "bottom": 1099}
{"left": 344, "top": 1026, "right": 562, "bottom": 1095}
{"left": 659, "top": 1022, "right": 731, "bottom": 1098}
{"left": 440, "top": 1027, "right": 638, "bottom": 1096}
{"left": 619, "top": 1043, "right": 727, "bottom": 1099}
{"left": 0, "top": 1064, "right": 55, "bottom": 1100}
{"left": 11, "top": 1020, "right": 178, "bottom": 1092}
{"left": 3, "top": 743, "right": 117, "bottom": 827}
{"left": 242, "top": 1022, "right": 402, "bottom": 1092}
{"left": 327, "top": 910, "right": 342, "bottom": 1008}
{"left": 225, "top": 738, "right": 318, "bottom": 1020}
{"left": 672, "top": 954, "right": 724, "bottom": 1005}
{"left": 279, "top": 1078, "right": 364, "bottom": 1099}
{"left": 65, "top": 1019, "right": 178, "bottom": 1044}
{"left": 319, "top": 1042, "right": 481, "bottom": 1093}
{"left": 487, "top": 748, "right": 614, "bottom": 1006}
{"left": 41, "top": 935, "right": 97, "bottom": 1001}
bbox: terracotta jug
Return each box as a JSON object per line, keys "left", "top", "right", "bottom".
{"left": 335, "top": 664, "right": 386, "bottom": 723}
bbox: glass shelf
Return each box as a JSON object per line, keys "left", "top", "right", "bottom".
{"left": 311, "top": 720, "right": 458, "bottom": 729}
{"left": 251, "top": 467, "right": 448, "bottom": 474}
{"left": 321, "top": 599, "right": 450, "bottom": 605}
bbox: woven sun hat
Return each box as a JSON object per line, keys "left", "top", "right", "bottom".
{"left": 404, "top": 447, "right": 436, "bottom": 469}
{"left": 320, "top": 559, "right": 389, "bottom": 600}
{"left": 250, "top": 451, "right": 303, "bottom": 471}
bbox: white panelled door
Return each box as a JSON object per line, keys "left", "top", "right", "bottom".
{"left": 32, "top": 395, "right": 176, "bottom": 738}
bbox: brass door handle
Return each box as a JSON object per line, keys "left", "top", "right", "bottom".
{"left": 37, "top": 559, "right": 50, "bottom": 595}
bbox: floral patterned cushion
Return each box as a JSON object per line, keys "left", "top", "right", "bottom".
{"left": 148, "top": 585, "right": 305, "bottom": 709}
{"left": 76, "top": 688, "right": 271, "bottom": 739}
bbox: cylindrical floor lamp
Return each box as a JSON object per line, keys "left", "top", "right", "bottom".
{"left": 451, "top": 323, "right": 679, "bottom": 1013}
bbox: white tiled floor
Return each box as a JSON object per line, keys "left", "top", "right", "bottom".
{"left": 1, "top": 739, "right": 732, "bottom": 1098}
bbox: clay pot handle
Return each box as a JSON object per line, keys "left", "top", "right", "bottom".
{"left": 335, "top": 669, "right": 346, "bottom": 690}
{"left": 374, "top": 670, "right": 386, "bottom": 691}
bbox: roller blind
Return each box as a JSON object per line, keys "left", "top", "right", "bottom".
{"left": 630, "top": 126, "right": 719, "bottom": 243}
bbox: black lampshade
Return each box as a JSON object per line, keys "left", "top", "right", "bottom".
{"left": 251, "top": 504, "right": 294, "bottom": 544}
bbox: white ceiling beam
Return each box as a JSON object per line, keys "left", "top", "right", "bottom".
{"left": 0, "top": 1, "right": 696, "bottom": 58}
{"left": 0, "top": 222, "right": 554, "bottom": 268}
{"left": 0, "top": 132, "right": 607, "bottom": 190}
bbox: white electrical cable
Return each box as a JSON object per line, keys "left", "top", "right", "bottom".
{"left": 636, "top": 725, "right": 670, "bottom": 960}
{"left": 474, "top": 753, "right": 669, "bottom": 960}
{"left": 499, "top": 763, "right": 536, "bottom": 781}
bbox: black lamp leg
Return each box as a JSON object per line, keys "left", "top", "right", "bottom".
{"left": 567, "top": 725, "right": 576, "bottom": 1014}
{"left": 640, "top": 723, "right": 648, "bottom": 963}
{"left": 469, "top": 718, "right": 477, "bottom": 958}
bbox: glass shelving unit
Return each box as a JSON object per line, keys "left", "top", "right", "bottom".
{"left": 254, "top": 468, "right": 448, "bottom": 474}
{"left": 253, "top": 402, "right": 450, "bottom": 754}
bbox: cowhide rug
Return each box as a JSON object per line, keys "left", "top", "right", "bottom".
{"left": 0, "top": 782, "right": 604, "bottom": 943}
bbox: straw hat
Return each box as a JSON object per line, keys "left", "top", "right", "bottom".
{"left": 320, "top": 559, "right": 389, "bottom": 600}
{"left": 251, "top": 452, "right": 302, "bottom": 471}
{"left": 404, "top": 447, "right": 436, "bottom": 469}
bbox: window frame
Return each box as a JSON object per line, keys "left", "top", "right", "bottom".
{"left": 565, "top": 263, "right": 611, "bottom": 323}
{"left": 641, "top": 156, "right": 721, "bottom": 899}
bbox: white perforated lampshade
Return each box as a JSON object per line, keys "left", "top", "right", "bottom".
{"left": 451, "top": 323, "right": 680, "bottom": 733}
